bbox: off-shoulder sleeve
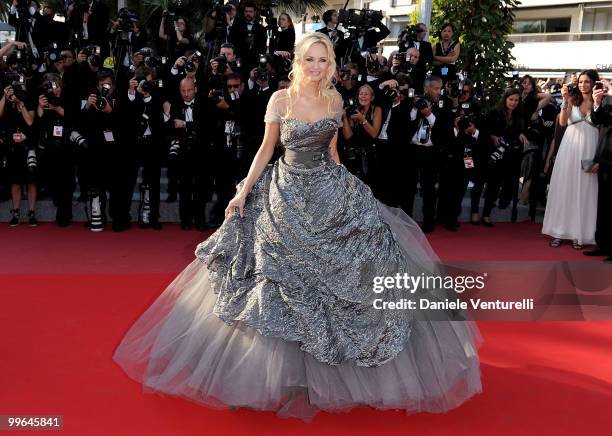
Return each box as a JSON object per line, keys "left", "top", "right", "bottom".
{"left": 333, "top": 94, "right": 344, "bottom": 128}
{"left": 264, "top": 90, "right": 287, "bottom": 123}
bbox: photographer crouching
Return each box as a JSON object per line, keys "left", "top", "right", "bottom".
{"left": 36, "top": 73, "right": 75, "bottom": 226}
{"left": 0, "top": 72, "right": 37, "bottom": 226}
{"left": 341, "top": 84, "right": 382, "bottom": 188}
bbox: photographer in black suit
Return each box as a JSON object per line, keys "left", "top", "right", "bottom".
{"left": 585, "top": 80, "right": 612, "bottom": 263}
{"left": 405, "top": 75, "right": 454, "bottom": 233}
{"left": 165, "top": 77, "right": 214, "bottom": 231}
{"left": 228, "top": 1, "right": 266, "bottom": 73}
{"left": 317, "top": 10, "right": 348, "bottom": 64}
{"left": 398, "top": 23, "right": 433, "bottom": 95}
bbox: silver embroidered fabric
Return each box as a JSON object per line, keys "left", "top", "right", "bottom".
{"left": 194, "top": 106, "right": 426, "bottom": 367}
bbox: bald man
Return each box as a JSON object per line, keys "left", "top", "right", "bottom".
{"left": 164, "top": 77, "right": 214, "bottom": 230}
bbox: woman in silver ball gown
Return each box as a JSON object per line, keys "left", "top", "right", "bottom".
{"left": 113, "top": 33, "right": 482, "bottom": 421}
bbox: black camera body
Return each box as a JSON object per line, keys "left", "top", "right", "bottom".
{"left": 255, "top": 54, "right": 270, "bottom": 82}
{"left": 414, "top": 96, "right": 432, "bottom": 111}
{"left": 345, "top": 97, "right": 361, "bottom": 116}
{"left": 95, "top": 83, "right": 112, "bottom": 111}
{"left": 43, "top": 80, "right": 61, "bottom": 107}
{"left": 83, "top": 45, "right": 103, "bottom": 68}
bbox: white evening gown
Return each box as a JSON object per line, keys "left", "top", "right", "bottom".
{"left": 543, "top": 105, "right": 599, "bottom": 245}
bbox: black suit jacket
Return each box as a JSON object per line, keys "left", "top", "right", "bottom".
{"left": 592, "top": 95, "right": 612, "bottom": 166}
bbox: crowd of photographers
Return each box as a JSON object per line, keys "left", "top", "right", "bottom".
{"left": 1, "top": 1, "right": 609, "bottom": 236}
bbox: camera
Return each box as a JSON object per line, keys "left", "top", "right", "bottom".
{"left": 183, "top": 51, "right": 203, "bottom": 73}
{"left": 415, "top": 96, "right": 432, "bottom": 111}
{"left": 345, "top": 97, "right": 361, "bottom": 116}
{"left": 457, "top": 114, "right": 476, "bottom": 132}
{"left": 95, "top": 83, "right": 111, "bottom": 111}
{"left": 594, "top": 81, "right": 605, "bottom": 91}
{"left": 212, "top": 54, "right": 228, "bottom": 74}
{"left": 83, "top": 45, "right": 103, "bottom": 68}
{"left": 209, "top": 89, "right": 225, "bottom": 103}
{"left": 138, "top": 79, "right": 163, "bottom": 94}
{"left": 69, "top": 130, "right": 88, "bottom": 150}
{"left": 397, "top": 25, "right": 422, "bottom": 50}
{"left": 43, "top": 80, "right": 61, "bottom": 107}
{"left": 46, "top": 43, "right": 61, "bottom": 63}
{"left": 255, "top": 55, "right": 270, "bottom": 82}
{"left": 2, "top": 72, "right": 28, "bottom": 102}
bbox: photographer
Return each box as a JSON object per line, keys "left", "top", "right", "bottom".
{"left": 389, "top": 47, "right": 422, "bottom": 92}
{"left": 405, "top": 75, "right": 454, "bottom": 233}
{"left": 474, "top": 88, "right": 528, "bottom": 227}
{"left": 342, "top": 84, "right": 382, "bottom": 188}
{"left": 79, "top": 70, "right": 120, "bottom": 231}
{"left": 209, "top": 43, "right": 243, "bottom": 79}
{"left": 375, "top": 78, "right": 413, "bottom": 208}
{"left": 110, "top": 9, "right": 148, "bottom": 71}
{"left": 168, "top": 50, "right": 204, "bottom": 100}
{"left": 336, "top": 63, "right": 360, "bottom": 101}
{"left": 66, "top": 0, "right": 110, "bottom": 56}
{"left": 210, "top": 73, "right": 253, "bottom": 225}
{"left": 437, "top": 113, "right": 484, "bottom": 231}
{"left": 7, "top": 0, "right": 45, "bottom": 59}
{"left": 0, "top": 74, "right": 37, "bottom": 226}
{"left": 432, "top": 23, "right": 460, "bottom": 86}
{"left": 317, "top": 10, "right": 348, "bottom": 63}
{"left": 35, "top": 73, "right": 74, "bottom": 226}
{"left": 398, "top": 23, "right": 432, "bottom": 94}
{"left": 247, "top": 54, "right": 278, "bottom": 91}
{"left": 159, "top": 14, "right": 194, "bottom": 60}
{"left": 164, "top": 77, "right": 214, "bottom": 230}
{"left": 585, "top": 79, "right": 612, "bottom": 262}
{"left": 229, "top": 1, "right": 266, "bottom": 73}
{"left": 120, "top": 66, "right": 166, "bottom": 230}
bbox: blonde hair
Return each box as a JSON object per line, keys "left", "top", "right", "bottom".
{"left": 286, "top": 33, "right": 338, "bottom": 117}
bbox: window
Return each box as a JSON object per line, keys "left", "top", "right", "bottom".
{"left": 388, "top": 16, "right": 410, "bottom": 39}
{"left": 513, "top": 17, "right": 570, "bottom": 34}
{"left": 392, "top": 0, "right": 414, "bottom": 6}
{"left": 582, "top": 7, "right": 612, "bottom": 32}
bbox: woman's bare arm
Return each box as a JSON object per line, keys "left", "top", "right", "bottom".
{"left": 237, "top": 122, "right": 279, "bottom": 196}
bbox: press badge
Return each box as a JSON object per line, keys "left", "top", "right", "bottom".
{"left": 12, "top": 132, "right": 26, "bottom": 143}
{"left": 224, "top": 121, "right": 234, "bottom": 135}
{"left": 53, "top": 125, "right": 63, "bottom": 137}
{"left": 441, "top": 67, "right": 449, "bottom": 76}
{"left": 103, "top": 130, "right": 115, "bottom": 142}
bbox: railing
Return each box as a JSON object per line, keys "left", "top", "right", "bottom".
{"left": 509, "top": 31, "right": 612, "bottom": 43}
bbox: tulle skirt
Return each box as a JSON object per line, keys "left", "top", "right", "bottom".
{"left": 113, "top": 203, "right": 483, "bottom": 421}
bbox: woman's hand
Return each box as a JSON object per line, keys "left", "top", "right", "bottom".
{"left": 544, "top": 158, "right": 551, "bottom": 175}
{"left": 561, "top": 84, "right": 569, "bottom": 102}
{"left": 350, "top": 111, "right": 365, "bottom": 123}
{"left": 38, "top": 94, "right": 48, "bottom": 109}
{"left": 225, "top": 192, "right": 247, "bottom": 219}
{"left": 519, "top": 133, "right": 529, "bottom": 146}
{"left": 589, "top": 163, "right": 599, "bottom": 174}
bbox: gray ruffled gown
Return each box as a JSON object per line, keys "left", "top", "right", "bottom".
{"left": 113, "top": 90, "right": 482, "bottom": 421}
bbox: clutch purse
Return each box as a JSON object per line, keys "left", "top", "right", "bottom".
{"left": 581, "top": 159, "right": 595, "bottom": 172}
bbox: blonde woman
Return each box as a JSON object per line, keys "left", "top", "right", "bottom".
{"left": 114, "top": 33, "right": 482, "bottom": 420}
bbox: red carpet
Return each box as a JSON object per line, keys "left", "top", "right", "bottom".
{"left": 1, "top": 223, "right": 611, "bottom": 435}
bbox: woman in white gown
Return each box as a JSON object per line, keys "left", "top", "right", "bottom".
{"left": 113, "top": 33, "right": 482, "bottom": 421}
{"left": 543, "top": 70, "right": 600, "bottom": 248}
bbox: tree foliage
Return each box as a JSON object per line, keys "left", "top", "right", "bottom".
{"left": 430, "top": 0, "right": 521, "bottom": 106}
